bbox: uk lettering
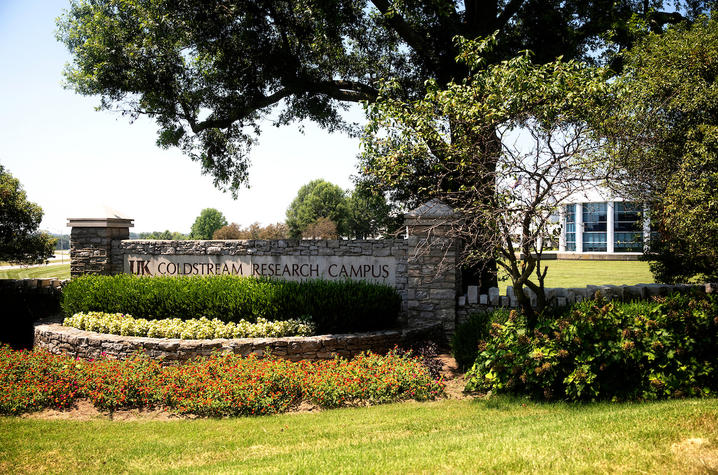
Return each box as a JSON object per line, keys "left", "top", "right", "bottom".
{"left": 126, "top": 259, "right": 390, "bottom": 280}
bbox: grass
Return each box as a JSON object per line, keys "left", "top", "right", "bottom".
{"left": 499, "top": 259, "right": 654, "bottom": 293}
{"left": 0, "top": 263, "right": 70, "bottom": 280}
{"left": 1, "top": 397, "right": 715, "bottom": 473}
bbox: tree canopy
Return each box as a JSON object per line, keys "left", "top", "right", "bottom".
{"left": 57, "top": 0, "right": 710, "bottom": 196}
{"left": 285, "top": 180, "right": 348, "bottom": 238}
{"left": 602, "top": 16, "right": 718, "bottom": 283}
{"left": 213, "top": 222, "right": 288, "bottom": 239}
{"left": 138, "top": 230, "right": 188, "bottom": 240}
{"left": 285, "top": 179, "right": 393, "bottom": 239}
{"left": 0, "top": 165, "right": 56, "bottom": 264}
{"left": 189, "top": 208, "right": 228, "bottom": 240}
{"left": 361, "top": 36, "right": 610, "bottom": 324}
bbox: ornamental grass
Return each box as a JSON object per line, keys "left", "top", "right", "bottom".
{"left": 0, "top": 346, "right": 444, "bottom": 416}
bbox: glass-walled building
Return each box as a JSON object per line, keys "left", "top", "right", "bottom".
{"left": 559, "top": 200, "right": 648, "bottom": 254}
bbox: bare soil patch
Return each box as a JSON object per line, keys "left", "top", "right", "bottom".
{"left": 436, "top": 353, "right": 470, "bottom": 399}
{"left": 671, "top": 437, "right": 718, "bottom": 474}
{"left": 22, "top": 399, "right": 181, "bottom": 421}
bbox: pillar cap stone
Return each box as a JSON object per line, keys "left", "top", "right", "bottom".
{"left": 404, "top": 199, "right": 456, "bottom": 225}
{"left": 67, "top": 218, "right": 134, "bottom": 228}
{"left": 67, "top": 205, "right": 134, "bottom": 228}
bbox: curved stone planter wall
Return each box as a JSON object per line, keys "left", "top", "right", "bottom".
{"left": 33, "top": 323, "right": 442, "bottom": 363}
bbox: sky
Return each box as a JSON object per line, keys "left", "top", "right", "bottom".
{"left": 0, "top": 0, "right": 364, "bottom": 234}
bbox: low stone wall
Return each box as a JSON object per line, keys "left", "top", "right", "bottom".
{"left": 33, "top": 323, "right": 442, "bottom": 363}
{"left": 456, "top": 282, "right": 717, "bottom": 323}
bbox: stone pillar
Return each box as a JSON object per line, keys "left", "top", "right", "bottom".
{"left": 404, "top": 199, "right": 460, "bottom": 339}
{"left": 67, "top": 217, "right": 133, "bottom": 278}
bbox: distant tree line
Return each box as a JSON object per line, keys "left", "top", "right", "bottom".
{"left": 285, "top": 179, "right": 396, "bottom": 240}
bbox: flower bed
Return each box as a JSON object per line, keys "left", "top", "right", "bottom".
{"left": 63, "top": 312, "right": 315, "bottom": 339}
{"left": 0, "top": 346, "right": 445, "bottom": 416}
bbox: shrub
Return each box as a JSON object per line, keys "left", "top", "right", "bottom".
{"left": 0, "top": 346, "right": 444, "bottom": 416}
{"left": 63, "top": 312, "right": 315, "bottom": 339}
{"left": 465, "top": 292, "right": 718, "bottom": 401}
{"left": 451, "top": 309, "right": 510, "bottom": 370}
{"left": 61, "top": 275, "right": 401, "bottom": 334}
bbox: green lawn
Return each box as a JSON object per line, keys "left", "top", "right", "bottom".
{"left": 0, "top": 263, "right": 70, "bottom": 280}
{"left": 499, "top": 259, "right": 654, "bottom": 293}
{"left": 1, "top": 397, "right": 715, "bottom": 473}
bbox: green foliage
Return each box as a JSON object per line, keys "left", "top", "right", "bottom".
{"left": 286, "top": 180, "right": 348, "bottom": 238}
{"left": 212, "top": 222, "right": 289, "bottom": 240}
{"left": 61, "top": 275, "right": 401, "bottom": 334}
{"left": 345, "top": 186, "right": 395, "bottom": 239}
{"left": 0, "top": 347, "right": 444, "bottom": 416}
{"left": 466, "top": 293, "right": 718, "bottom": 401}
{"left": 57, "top": 0, "right": 708, "bottom": 195}
{"left": 64, "top": 312, "right": 315, "bottom": 339}
{"left": 451, "top": 310, "right": 510, "bottom": 371}
{"left": 604, "top": 17, "right": 718, "bottom": 282}
{"left": 0, "top": 165, "right": 55, "bottom": 264}
{"left": 189, "top": 208, "right": 228, "bottom": 240}
{"left": 360, "top": 35, "right": 612, "bottom": 318}
{"left": 138, "top": 230, "right": 188, "bottom": 240}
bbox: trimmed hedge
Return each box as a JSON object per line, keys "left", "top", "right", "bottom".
{"left": 61, "top": 275, "right": 401, "bottom": 334}
{"left": 465, "top": 292, "right": 718, "bottom": 401}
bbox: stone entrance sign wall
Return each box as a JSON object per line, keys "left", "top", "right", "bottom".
{"left": 68, "top": 200, "right": 461, "bottom": 338}
{"left": 123, "top": 246, "right": 401, "bottom": 285}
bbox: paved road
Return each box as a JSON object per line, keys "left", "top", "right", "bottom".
{"left": 0, "top": 255, "right": 70, "bottom": 271}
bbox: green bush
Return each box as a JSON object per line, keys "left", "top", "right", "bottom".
{"left": 61, "top": 275, "right": 401, "bottom": 334}
{"left": 451, "top": 309, "right": 510, "bottom": 370}
{"left": 465, "top": 292, "right": 718, "bottom": 401}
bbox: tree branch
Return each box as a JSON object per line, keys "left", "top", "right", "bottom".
{"left": 496, "top": 0, "right": 525, "bottom": 29}
{"left": 190, "top": 87, "right": 296, "bottom": 132}
{"left": 370, "top": 0, "right": 441, "bottom": 70}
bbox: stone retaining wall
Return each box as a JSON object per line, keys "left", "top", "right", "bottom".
{"left": 34, "top": 323, "right": 442, "bottom": 363}
{"left": 456, "top": 282, "right": 717, "bottom": 323}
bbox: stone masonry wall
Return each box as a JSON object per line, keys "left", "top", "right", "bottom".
{"left": 34, "top": 322, "right": 442, "bottom": 363}
{"left": 456, "top": 282, "right": 717, "bottom": 324}
{"left": 121, "top": 239, "right": 410, "bottom": 318}
{"left": 70, "top": 226, "right": 129, "bottom": 277}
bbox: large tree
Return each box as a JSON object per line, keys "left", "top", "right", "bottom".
{"left": 285, "top": 179, "right": 348, "bottom": 238}
{"left": 362, "top": 37, "right": 611, "bottom": 326}
{"left": 189, "top": 208, "right": 228, "bottom": 239}
{"left": 601, "top": 16, "right": 718, "bottom": 283}
{"left": 58, "top": 0, "right": 710, "bottom": 287}
{"left": 58, "top": 0, "right": 706, "bottom": 195}
{"left": 0, "top": 165, "right": 56, "bottom": 264}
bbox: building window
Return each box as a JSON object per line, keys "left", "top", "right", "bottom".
{"left": 614, "top": 201, "right": 643, "bottom": 252}
{"left": 564, "top": 204, "right": 576, "bottom": 251}
{"left": 583, "top": 202, "right": 607, "bottom": 252}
